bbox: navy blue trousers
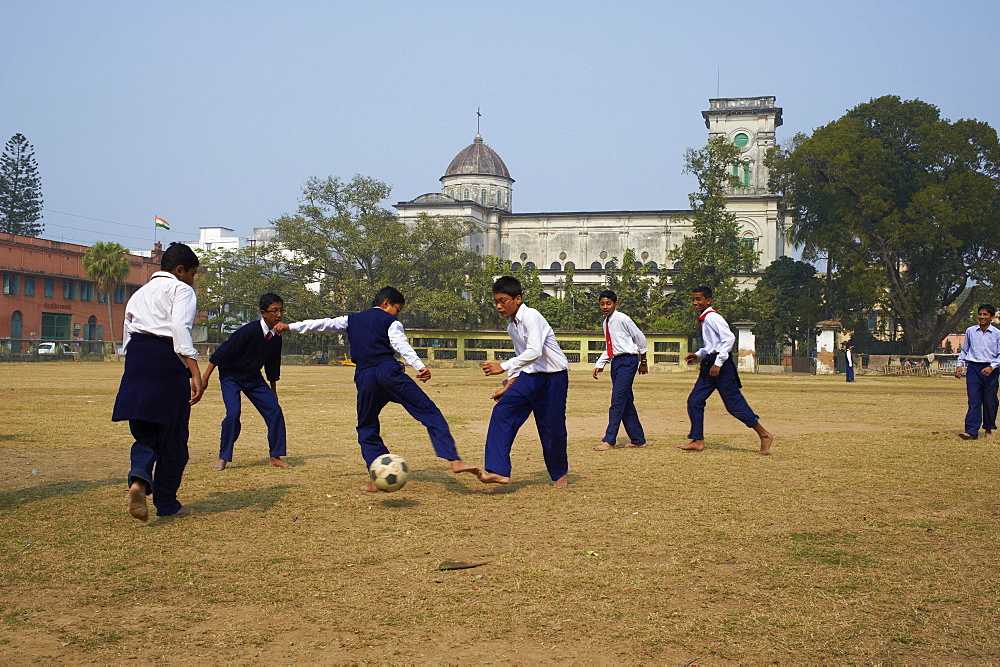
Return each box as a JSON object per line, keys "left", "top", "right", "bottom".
{"left": 964, "top": 362, "right": 999, "bottom": 438}
{"left": 484, "top": 371, "right": 569, "bottom": 480}
{"left": 686, "top": 359, "right": 759, "bottom": 440}
{"left": 355, "top": 360, "right": 459, "bottom": 468}
{"left": 846, "top": 364, "right": 855, "bottom": 382}
{"left": 603, "top": 354, "right": 645, "bottom": 445}
{"left": 218, "top": 374, "right": 287, "bottom": 461}
{"left": 128, "top": 415, "right": 189, "bottom": 516}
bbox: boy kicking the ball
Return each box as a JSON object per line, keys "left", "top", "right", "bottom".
{"left": 274, "top": 287, "right": 477, "bottom": 491}
{"left": 479, "top": 276, "right": 570, "bottom": 488}
{"left": 681, "top": 285, "right": 774, "bottom": 455}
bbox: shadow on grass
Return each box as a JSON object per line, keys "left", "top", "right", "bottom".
{"left": 0, "top": 433, "right": 27, "bottom": 442}
{"left": 178, "top": 483, "right": 298, "bottom": 517}
{"left": 230, "top": 453, "right": 341, "bottom": 469}
{"left": 418, "top": 468, "right": 584, "bottom": 495}
{"left": 0, "top": 477, "right": 124, "bottom": 512}
{"left": 381, "top": 497, "right": 420, "bottom": 508}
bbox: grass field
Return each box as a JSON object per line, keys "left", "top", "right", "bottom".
{"left": 1, "top": 362, "right": 998, "bottom": 663}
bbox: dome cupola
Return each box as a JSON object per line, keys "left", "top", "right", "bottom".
{"left": 440, "top": 134, "right": 514, "bottom": 211}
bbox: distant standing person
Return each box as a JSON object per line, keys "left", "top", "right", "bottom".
{"left": 592, "top": 290, "right": 648, "bottom": 450}
{"left": 843, "top": 343, "right": 856, "bottom": 383}
{"left": 112, "top": 242, "right": 204, "bottom": 521}
{"left": 201, "top": 293, "right": 293, "bottom": 471}
{"left": 680, "top": 285, "right": 774, "bottom": 455}
{"left": 954, "top": 304, "right": 1000, "bottom": 440}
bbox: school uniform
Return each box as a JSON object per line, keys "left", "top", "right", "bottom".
{"left": 485, "top": 304, "right": 570, "bottom": 480}
{"left": 845, "top": 348, "right": 855, "bottom": 382}
{"left": 209, "top": 319, "right": 286, "bottom": 462}
{"left": 594, "top": 310, "right": 647, "bottom": 446}
{"left": 289, "top": 308, "right": 460, "bottom": 467}
{"left": 956, "top": 324, "right": 1000, "bottom": 438}
{"left": 112, "top": 271, "right": 198, "bottom": 517}
{"left": 686, "top": 307, "right": 760, "bottom": 440}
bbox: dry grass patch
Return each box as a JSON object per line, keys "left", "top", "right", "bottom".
{"left": 1, "top": 363, "right": 998, "bottom": 662}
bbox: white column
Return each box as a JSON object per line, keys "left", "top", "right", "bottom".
{"left": 733, "top": 321, "right": 756, "bottom": 373}
{"left": 815, "top": 321, "right": 842, "bottom": 375}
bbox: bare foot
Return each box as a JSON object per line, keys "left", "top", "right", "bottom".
{"left": 958, "top": 432, "right": 975, "bottom": 440}
{"left": 477, "top": 471, "right": 511, "bottom": 485}
{"left": 757, "top": 432, "right": 775, "bottom": 455}
{"left": 211, "top": 459, "right": 227, "bottom": 471}
{"left": 985, "top": 430, "right": 994, "bottom": 439}
{"left": 624, "top": 442, "right": 647, "bottom": 448}
{"left": 360, "top": 481, "right": 380, "bottom": 493}
{"left": 172, "top": 505, "right": 194, "bottom": 517}
{"left": 127, "top": 482, "right": 148, "bottom": 522}
{"left": 449, "top": 460, "right": 480, "bottom": 475}
{"left": 678, "top": 440, "right": 705, "bottom": 451}
{"left": 553, "top": 474, "right": 568, "bottom": 488}
{"left": 269, "top": 457, "right": 293, "bottom": 468}
{"left": 593, "top": 442, "right": 614, "bottom": 451}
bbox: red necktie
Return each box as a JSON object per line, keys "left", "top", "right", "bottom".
{"left": 264, "top": 332, "right": 272, "bottom": 341}
{"left": 605, "top": 319, "right": 614, "bottom": 358}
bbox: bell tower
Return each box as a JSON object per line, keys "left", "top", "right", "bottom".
{"left": 702, "top": 97, "right": 782, "bottom": 195}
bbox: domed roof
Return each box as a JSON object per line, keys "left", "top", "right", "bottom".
{"left": 443, "top": 134, "right": 511, "bottom": 179}
{"left": 409, "top": 193, "right": 457, "bottom": 205}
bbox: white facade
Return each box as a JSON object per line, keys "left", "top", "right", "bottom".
{"left": 184, "top": 227, "right": 242, "bottom": 253}
{"left": 395, "top": 97, "right": 790, "bottom": 290}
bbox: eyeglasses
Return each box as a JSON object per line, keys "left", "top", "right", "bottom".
{"left": 263, "top": 308, "right": 285, "bottom": 315}
{"left": 494, "top": 297, "right": 515, "bottom": 306}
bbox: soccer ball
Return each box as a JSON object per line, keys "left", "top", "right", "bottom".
{"left": 369, "top": 453, "right": 410, "bottom": 492}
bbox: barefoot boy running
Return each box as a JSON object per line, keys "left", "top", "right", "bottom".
{"left": 275, "top": 287, "right": 477, "bottom": 491}
{"left": 680, "top": 285, "right": 774, "bottom": 455}
{"left": 479, "top": 276, "right": 570, "bottom": 488}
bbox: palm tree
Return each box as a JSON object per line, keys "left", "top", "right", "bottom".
{"left": 82, "top": 242, "right": 131, "bottom": 359}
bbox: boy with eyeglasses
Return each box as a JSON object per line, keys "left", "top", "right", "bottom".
{"left": 202, "top": 293, "right": 293, "bottom": 470}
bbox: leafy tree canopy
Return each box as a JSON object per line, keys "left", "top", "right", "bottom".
{"left": 770, "top": 95, "right": 1000, "bottom": 353}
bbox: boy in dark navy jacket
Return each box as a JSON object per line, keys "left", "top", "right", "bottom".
{"left": 202, "top": 293, "right": 292, "bottom": 470}
{"left": 275, "top": 286, "right": 477, "bottom": 491}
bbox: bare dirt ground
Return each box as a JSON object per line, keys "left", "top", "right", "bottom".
{"left": 1, "top": 362, "right": 998, "bottom": 663}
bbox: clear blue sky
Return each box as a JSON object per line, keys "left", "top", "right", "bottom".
{"left": 3, "top": 0, "right": 997, "bottom": 251}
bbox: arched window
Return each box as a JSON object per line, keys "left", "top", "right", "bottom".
{"left": 565, "top": 261, "right": 575, "bottom": 270}
{"left": 10, "top": 311, "right": 22, "bottom": 353}
{"left": 743, "top": 161, "right": 752, "bottom": 188}
{"left": 647, "top": 261, "right": 658, "bottom": 272}
{"left": 605, "top": 261, "right": 615, "bottom": 270}
{"left": 463, "top": 188, "right": 470, "bottom": 200}
{"left": 481, "top": 190, "right": 487, "bottom": 205}
{"left": 590, "top": 261, "right": 602, "bottom": 270}
{"left": 86, "top": 315, "right": 98, "bottom": 340}
{"left": 525, "top": 262, "right": 536, "bottom": 270}
{"left": 511, "top": 262, "right": 522, "bottom": 271}
{"left": 550, "top": 262, "right": 561, "bottom": 271}
{"left": 634, "top": 262, "right": 643, "bottom": 269}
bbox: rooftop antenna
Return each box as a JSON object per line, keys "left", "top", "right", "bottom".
{"left": 477, "top": 106, "right": 482, "bottom": 135}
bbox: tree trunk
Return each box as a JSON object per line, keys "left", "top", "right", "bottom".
{"left": 106, "top": 298, "right": 118, "bottom": 361}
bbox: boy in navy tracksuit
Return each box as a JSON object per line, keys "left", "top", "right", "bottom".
{"left": 202, "top": 293, "right": 292, "bottom": 471}
{"left": 275, "top": 286, "right": 477, "bottom": 491}
{"left": 479, "top": 276, "right": 570, "bottom": 488}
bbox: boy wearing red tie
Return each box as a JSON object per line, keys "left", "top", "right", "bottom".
{"left": 592, "top": 290, "right": 648, "bottom": 450}
{"left": 680, "top": 285, "right": 774, "bottom": 455}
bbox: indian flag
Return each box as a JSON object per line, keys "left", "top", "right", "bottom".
{"left": 154, "top": 216, "right": 170, "bottom": 230}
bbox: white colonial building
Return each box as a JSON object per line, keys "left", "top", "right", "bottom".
{"left": 395, "top": 96, "right": 790, "bottom": 291}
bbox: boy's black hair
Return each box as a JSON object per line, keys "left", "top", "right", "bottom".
{"left": 492, "top": 275, "right": 522, "bottom": 298}
{"left": 259, "top": 293, "right": 284, "bottom": 311}
{"left": 160, "top": 242, "right": 199, "bottom": 272}
{"left": 372, "top": 286, "right": 405, "bottom": 307}
{"left": 599, "top": 289, "right": 618, "bottom": 303}
{"left": 978, "top": 304, "right": 997, "bottom": 317}
{"left": 692, "top": 285, "right": 713, "bottom": 299}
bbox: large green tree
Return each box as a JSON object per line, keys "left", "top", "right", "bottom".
{"left": 669, "top": 136, "right": 760, "bottom": 324}
{"left": 82, "top": 242, "right": 130, "bottom": 357}
{"left": 271, "top": 175, "right": 481, "bottom": 327}
{"left": 750, "top": 255, "right": 824, "bottom": 353}
{"left": 770, "top": 95, "right": 1000, "bottom": 353}
{"left": 0, "top": 133, "right": 44, "bottom": 236}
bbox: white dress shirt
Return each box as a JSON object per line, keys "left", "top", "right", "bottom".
{"left": 122, "top": 271, "right": 198, "bottom": 359}
{"left": 260, "top": 318, "right": 276, "bottom": 339}
{"left": 501, "top": 305, "right": 569, "bottom": 377}
{"left": 957, "top": 324, "right": 1000, "bottom": 368}
{"left": 694, "top": 308, "right": 734, "bottom": 367}
{"left": 594, "top": 309, "right": 648, "bottom": 369}
{"left": 288, "top": 310, "right": 425, "bottom": 370}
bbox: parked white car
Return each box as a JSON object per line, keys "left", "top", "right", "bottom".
{"left": 38, "top": 342, "right": 72, "bottom": 355}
